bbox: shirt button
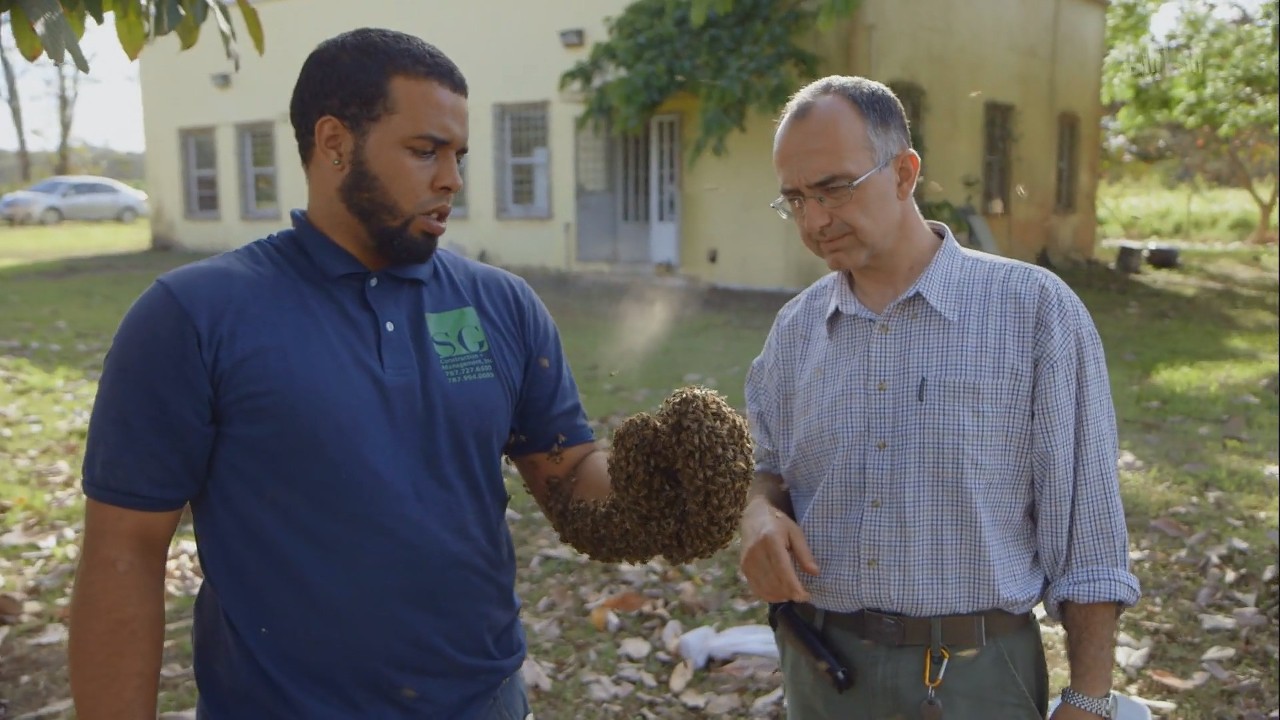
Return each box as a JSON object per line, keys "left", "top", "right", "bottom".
{"left": 878, "top": 324, "right": 890, "bottom": 334}
{"left": 369, "top": 277, "right": 379, "bottom": 287}
{"left": 867, "top": 559, "right": 878, "bottom": 568}
{"left": 876, "top": 381, "right": 887, "bottom": 392}
{"left": 876, "top": 441, "right": 887, "bottom": 450}
{"left": 871, "top": 499, "right": 881, "bottom": 508}
{"left": 385, "top": 321, "right": 395, "bottom": 332}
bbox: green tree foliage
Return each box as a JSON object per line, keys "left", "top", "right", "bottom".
{"left": 1104, "top": 0, "right": 1278, "bottom": 242}
{"left": 1, "top": 0, "right": 264, "bottom": 74}
{"left": 559, "top": 0, "right": 860, "bottom": 162}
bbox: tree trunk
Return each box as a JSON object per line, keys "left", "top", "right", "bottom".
{"left": 1226, "top": 143, "right": 1277, "bottom": 245}
{"left": 0, "top": 41, "right": 31, "bottom": 182}
{"left": 55, "top": 64, "right": 79, "bottom": 176}
{"left": 1251, "top": 194, "right": 1278, "bottom": 245}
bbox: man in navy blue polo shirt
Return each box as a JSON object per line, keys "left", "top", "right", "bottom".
{"left": 68, "top": 28, "right": 617, "bottom": 719}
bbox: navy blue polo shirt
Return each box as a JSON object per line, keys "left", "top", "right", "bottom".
{"left": 82, "top": 210, "right": 594, "bottom": 718}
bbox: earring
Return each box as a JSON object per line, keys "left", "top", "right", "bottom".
{"left": 332, "top": 157, "right": 342, "bottom": 166}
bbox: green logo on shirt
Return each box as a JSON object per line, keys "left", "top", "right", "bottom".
{"left": 426, "top": 307, "right": 495, "bottom": 383}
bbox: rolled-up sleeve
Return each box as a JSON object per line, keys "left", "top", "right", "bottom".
{"left": 1034, "top": 301, "right": 1142, "bottom": 620}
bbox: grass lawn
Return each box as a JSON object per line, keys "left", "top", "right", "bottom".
{"left": 0, "top": 221, "right": 151, "bottom": 270}
{"left": 1098, "top": 179, "right": 1279, "bottom": 244}
{"left": 0, "top": 223, "right": 1276, "bottom": 719}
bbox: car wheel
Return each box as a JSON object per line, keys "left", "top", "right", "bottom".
{"left": 117, "top": 207, "right": 138, "bottom": 223}
{"left": 40, "top": 208, "right": 63, "bottom": 225}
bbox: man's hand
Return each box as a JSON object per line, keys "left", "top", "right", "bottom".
{"left": 739, "top": 496, "right": 819, "bottom": 603}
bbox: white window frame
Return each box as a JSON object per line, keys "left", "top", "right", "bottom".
{"left": 494, "top": 102, "right": 551, "bottom": 219}
{"left": 181, "top": 128, "right": 219, "bottom": 220}
{"left": 238, "top": 123, "right": 280, "bottom": 220}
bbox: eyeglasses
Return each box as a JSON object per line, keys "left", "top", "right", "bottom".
{"left": 770, "top": 157, "right": 893, "bottom": 220}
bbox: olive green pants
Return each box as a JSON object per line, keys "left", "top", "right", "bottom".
{"left": 775, "top": 608, "right": 1049, "bottom": 720}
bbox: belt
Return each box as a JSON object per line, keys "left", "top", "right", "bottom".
{"left": 793, "top": 605, "right": 1033, "bottom": 648}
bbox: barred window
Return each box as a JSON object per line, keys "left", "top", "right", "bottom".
{"left": 494, "top": 103, "right": 551, "bottom": 219}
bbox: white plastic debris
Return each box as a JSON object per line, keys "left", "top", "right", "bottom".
{"left": 676, "top": 624, "right": 778, "bottom": 670}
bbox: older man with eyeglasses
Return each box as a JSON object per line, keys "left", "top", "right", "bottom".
{"left": 738, "top": 76, "right": 1141, "bottom": 720}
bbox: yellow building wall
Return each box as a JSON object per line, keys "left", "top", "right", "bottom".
{"left": 638, "top": 96, "right": 830, "bottom": 292}
{"left": 845, "top": 0, "right": 1106, "bottom": 262}
{"left": 141, "top": 0, "right": 634, "bottom": 266}
{"left": 141, "top": 0, "right": 1106, "bottom": 288}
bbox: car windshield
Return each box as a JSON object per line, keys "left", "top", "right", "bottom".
{"left": 27, "top": 180, "right": 69, "bottom": 195}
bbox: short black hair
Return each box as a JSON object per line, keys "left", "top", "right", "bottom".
{"left": 289, "top": 28, "right": 468, "bottom": 167}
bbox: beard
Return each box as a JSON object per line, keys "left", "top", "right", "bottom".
{"left": 338, "top": 146, "right": 438, "bottom": 266}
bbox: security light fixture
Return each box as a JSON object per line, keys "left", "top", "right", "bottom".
{"left": 559, "top": 29, "right": 585, "bottom": 48}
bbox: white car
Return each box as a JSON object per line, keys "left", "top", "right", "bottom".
{"left": 1, "top": 175, "right": 150, "bottom": 225}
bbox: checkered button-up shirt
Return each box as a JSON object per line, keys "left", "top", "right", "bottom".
{"left": 745, "top": 223, "right": 1141, "bottom": 620}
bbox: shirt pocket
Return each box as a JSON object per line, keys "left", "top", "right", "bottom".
{"left": 915, "top": 374, "right": 1018, "bottom": 478}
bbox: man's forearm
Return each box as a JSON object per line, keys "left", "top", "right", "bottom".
{"left": 69, "top": 551, "right": 169, "bottom": 719}
{"left": 557, "top": 446, "right": 611, "bottom": 502}
{"left": 1061, "top": 600, "right": 1120, "bottom": 697}
{"left": 747, "top": 472, "right": 794, "bottom": 518}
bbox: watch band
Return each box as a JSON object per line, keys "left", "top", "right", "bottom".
{"left": 1060, "top": 687, "right": 1115, "bottom": 718}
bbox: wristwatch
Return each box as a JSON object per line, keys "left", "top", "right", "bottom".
{"left": 1060, "top": 687, "right": 1117, "bottom": 718}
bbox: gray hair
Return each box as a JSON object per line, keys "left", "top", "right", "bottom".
{"left": 778, "top": 76, "right": 912, "bottom": 164}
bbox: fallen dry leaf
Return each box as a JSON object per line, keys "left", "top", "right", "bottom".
{"left": 13, "top": 698, "right": 74, "bottom": 717}
{"left": 520, "top": 656, "right": 553, "bottom": 693}
{"left": 1116, "top": 645, "right": 1151, "bottom": 676}
{"left": 669, "top": 658, "right": 694, "bottom": 693}
{"left": 530, "top": 617, "right": 561, "bottom": 641}
{"left": 1148, "top": 668, "right": 1211, "bottom": 691}
{"left": 1232, "top": 606, "right": 1266, "bottom": 628}
{"left": 615, "top": 663, "right": 657, "bottom": 688}
{"left": 601, "top": 591, "right": 648, "bottom": 614}
{"left": 0, "top": 592, "right": 22, "bottom": 618}
{"left": 1201, "top": 660, "right": 1234, "bottom": 682}
{"left": 589, "top": 606, "right": 621, "bottom": 633}
{"left": 1231, "top": 590, "right": 1258, "bottom": 607}
{"left": 1198, "top": 613, "right": 1237, "bottom": 632}
{"left": 25, "top": 622, "right": 68, "bottom": 646}
{"left": 751, "top": 686, "right": 785, "bottom": 715}
{"left": 711, "top": 655, "right": 780, "bottom": 681}
{"left": 1222, "top": 414, "right": 1248, "bottom": 442}
{"left": 1150, "top": 517, "right": 1191, "bottom": 538}
{"left": 705, "top": 692, "right": 744, "bottom": 714}
{"left": 661, "top": 619, "right": 684, "bottom": 654}
{"left": 159, "top": 663, "right": 192, "bottom": 679}
{"left": 679, "top": 688, "right": 710, "bottom": 709}
{"left": 1201, "top": 646, "right": 1237, "bottom": 662}
{"left": 619, "top": 636, "right": 652, "bottom": 660}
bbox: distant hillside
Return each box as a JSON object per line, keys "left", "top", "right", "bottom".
{"left": 0, "top": 146, "right": 146, "bottom": 192}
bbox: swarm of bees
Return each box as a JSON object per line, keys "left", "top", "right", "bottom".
{"left": 539, "top": 385, "right": 754, "bottom": 564}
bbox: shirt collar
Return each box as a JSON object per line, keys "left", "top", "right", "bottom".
{"left": 289, "top": 209, "right": 436, "bottom": 284}
{"left": 825, "top": 220, "right": 963, "bottom": 323}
